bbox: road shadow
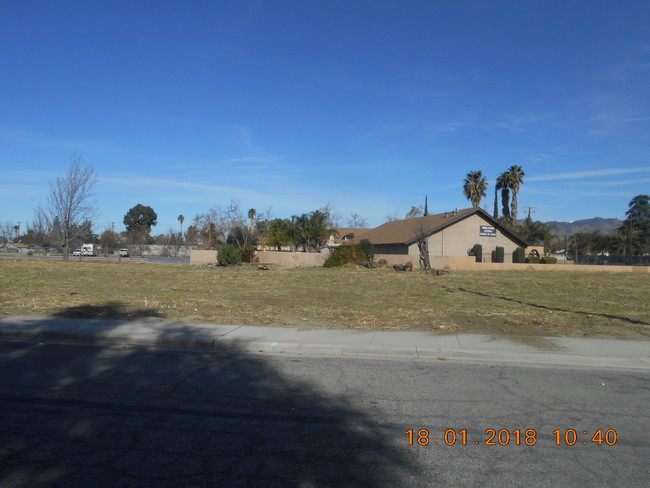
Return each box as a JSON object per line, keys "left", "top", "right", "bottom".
{"left": 0, "top": 314, "right": 416, "bottom": 487}
{"left": 458, "top": 287, "right": 649, "bottom": 326}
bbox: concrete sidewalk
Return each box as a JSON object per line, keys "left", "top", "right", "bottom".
{"left": 1, "top": 315, "right": 649, "bottom": 370}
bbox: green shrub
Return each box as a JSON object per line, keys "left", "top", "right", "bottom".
{"left": 217, "top": 244, "right": 242, "bottom": 266}
{"left": 324, "top": 248, "right": 347, "bottom": 268}
{"left": 541, "top": 256, "right": 558, "bottom": 264}
{"left": 513, "top": 247, "right": 525, "bottom": 263}
{"left": 495, "top": 246, "right": 505, "bottom": 263}
{"left": 324, "top": 244, "right": 371, "bottom": 267}
{"left": 238, "top": 243, "right": 256, "bottom": 263}
{"left": 359, "top": 239, "right": 375, "bottom": 262}
{"left": 526, "top": 256, "right": 541, "bottom": 264}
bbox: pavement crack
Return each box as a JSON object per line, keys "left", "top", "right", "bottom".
{"left": 215, "top": 325, "right": 243, "bottom": 338}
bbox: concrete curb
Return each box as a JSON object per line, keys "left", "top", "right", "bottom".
{"left": 1, "top": 316, "right": 649, "bottom": 370}
{"left": 220, "top": 341, "right": 650, "bottom": 370}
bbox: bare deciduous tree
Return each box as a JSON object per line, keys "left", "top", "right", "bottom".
{"left": 405, "top": 206, "right": 423, "bottom": 219}
{"left": 347, "top": 212, "right": 368, "bottom": 228}
{"left": 384, "top": 210, "right": 401, "bottom": 223}
{"left": 1, "top": 222, "right": 15, "bottom": 245}
{"left": 36, "top": 153, "right": 97, "bottom": 260}
{"left": 320, "top": 203, "right": 342, "bottom": 228}
{"left": 413, "top": 217, "right": 432, "bottom": 272}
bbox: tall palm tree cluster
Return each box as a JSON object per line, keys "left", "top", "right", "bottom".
{"left": 495, "top": 165, "right": 525, "bottom": 222}
{"left": 463, "top": 165, "right": 525, "bottom": 225}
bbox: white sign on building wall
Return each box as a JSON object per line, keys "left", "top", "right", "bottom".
{"left": 479, "top": 225, "right": 496, "bottom": 237}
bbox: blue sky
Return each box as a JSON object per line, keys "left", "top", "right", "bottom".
{"left": 1, "top": 0, "right": 649, "bottom": 235}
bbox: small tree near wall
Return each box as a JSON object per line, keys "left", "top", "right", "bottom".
{"left": 217, "top": 244, "right": 242, "bottom": 266}
{"left": 495, "top": 246, "right": 505, "bottom": 263}
{"left": 470, "top": 244, "right": 483, "bottom": 263}
{"left": 513, "top": 247, "right": 525, "bottom": 263}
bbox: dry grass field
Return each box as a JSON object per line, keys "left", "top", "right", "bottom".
{"left": 1, "top": 259, "right": 648, "bottom": 339}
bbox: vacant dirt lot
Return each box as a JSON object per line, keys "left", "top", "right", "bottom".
{"left": 1, "top": 259, "right": 648, "bottom": 339}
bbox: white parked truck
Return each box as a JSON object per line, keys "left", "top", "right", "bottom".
{"left": 81, "top": 243, "right": 98, "bottom": 256}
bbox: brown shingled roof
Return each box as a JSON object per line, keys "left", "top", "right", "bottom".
{"left": 360, "top": 207, "right": 527, "bottom": 247}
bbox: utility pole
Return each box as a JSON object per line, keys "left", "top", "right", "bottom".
{"left": 524, "top": 206, "right": 537, "bottom": 219}
{"left": 626, "top": 214, "right": 633, "bottom": 265}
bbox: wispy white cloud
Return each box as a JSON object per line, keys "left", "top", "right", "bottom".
{"left": 615, "top": 116, "right": 650, "bottom": 123}
{"left": 424, "top": 121, "right": 470, "bottom": 134}
{"left": 100, "top": 176, "right": 239, "bottom": 193}
{"left": 164, "top": 155, "right": 279, "bottom": 171}
{"left": 225, "top": 156, "right": 278, "bottom": 165}
{"left": 573, "top": 178, "right": 650, "bottom": 187}
{"left": 466, "top": 69, "right": 485, "bottom": 83}
{"left": 0, "top": 183, "right": 47, "bottom": 199}
{"left": 524, "top": 153, "right": 554, "bottom": 164}
{"left": 576, "top": 191, "right": 634, "bottom": 197}
{"left": 518, "top": 187, "right": 566, "bottom": 198}
{"left": 528, "top": 167, "right": 650, "bottom": 182}
{"left": 97, "top": 175, "right": 281, "bottom": 209}
{"left": 0, "top": 127, "right": 122, "bottom": 155}
{"left": 0, "top": 169, "right": 60, "bottom": 182}
{"left": 490, "top": 112, "right": 558, "bottom": 133}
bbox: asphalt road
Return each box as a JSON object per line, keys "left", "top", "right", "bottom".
{"left": 1, "top": 340, "right": 648, "bottom": 487}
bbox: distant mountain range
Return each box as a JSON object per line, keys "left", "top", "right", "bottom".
{"left": 545, "top": 218, "right": 623, "bottom": 237}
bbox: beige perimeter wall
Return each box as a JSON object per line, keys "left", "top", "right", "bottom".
{"left": 191, "top": 249, "right": 648, "bottom": 273}
{"left": 376, "top": 253, "right": 649, "bottom": 273}
{"left": 191, "top": 250, "right": 328, "bottom": 267}
{"left": 190, "top": 250, "right": 218, "bottom": 265}
{"left": 256, "top": 251, "right": 328, "bottom": 267}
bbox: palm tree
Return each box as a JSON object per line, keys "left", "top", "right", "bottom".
{"left": 497, "top": 171, "right": 512, "bottom": 220}
{"left": 247, "top": 208, "right": 256, "bottom": 233}
{"left": 493, "top": 178, "right": 500, "bottom": 219}
{"left": 265, "top": 218, "right": 290, "bottom": 251}
{"left": 201, "top": 222, "right": 219, "bottom": 249}
{"left": 307, "top": 210, "right": 335, "bottom": 250}
{"left": 177, "top": 214, "right": 184, "bottom": 241}
{"left": 507, "top": 165, "right": 525, "bottom": 221}
{"left": 287, "top": 217, "right": 301, "bottom": 252}
{"left": 291, "top": 210, "right": 335, "bottom": 251}
{"left": 463, "top": 171, "right": 488, "bottom": 208}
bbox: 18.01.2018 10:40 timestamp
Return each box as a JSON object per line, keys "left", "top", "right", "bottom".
{"left": 405, "top": 429, "right": 618, "bottom": 446}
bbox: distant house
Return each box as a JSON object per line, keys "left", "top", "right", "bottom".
{"left": 357, "top": 208, "right": 528, "bottom": 263}
{"left": 327, "top": 228, "right": 370, "bottom": 248}
{"left": 10, "top": 242, "right": 35, "bottom": 254}
{"left": 0, "top": 243, "right": 20, "bottom": 253}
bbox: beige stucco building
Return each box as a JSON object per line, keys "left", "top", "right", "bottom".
{"left": 358, "top": 208, "right": 528, "bottom": 263}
